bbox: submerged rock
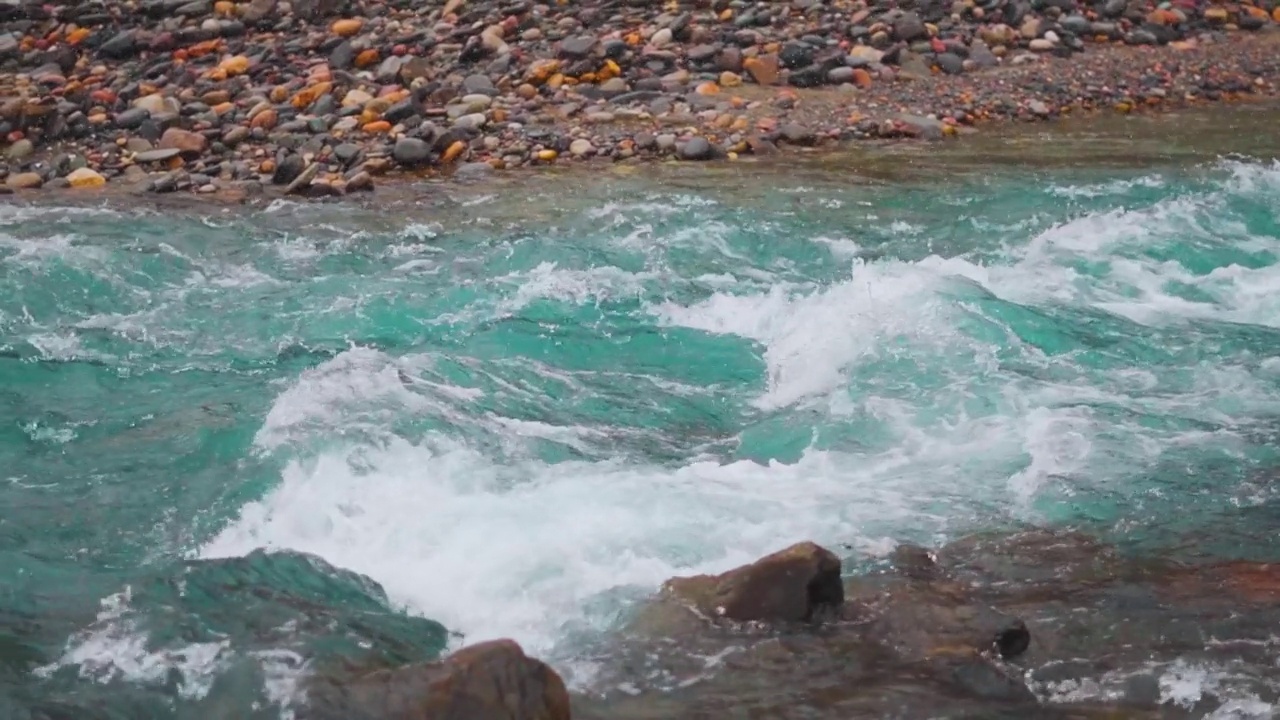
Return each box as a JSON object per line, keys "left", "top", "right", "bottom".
{"left": 303, "top": 639, "right": 571, "bottom": 720}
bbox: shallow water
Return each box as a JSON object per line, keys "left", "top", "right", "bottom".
{"left": 4, "top": 106, "right": 1280, "bottom": 718}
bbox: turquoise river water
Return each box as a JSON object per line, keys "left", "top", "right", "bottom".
{"left": 3, "top": 115, "right": 1280, "bottom": 718}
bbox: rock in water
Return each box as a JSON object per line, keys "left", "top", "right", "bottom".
{"left": 663, "top": 541, "right": 844, "bottom": 621}
{"left": 302, "top": 639, "right": 571, "bottom": 720}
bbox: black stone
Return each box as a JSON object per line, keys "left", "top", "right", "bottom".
{"left": 272, "top": 153, "right": 306, "bottom": 185}
{"left": 779, "top": 41, "right": 815, "bottom": 69}
{"left": 787, "top": 64, "right": 826, "bottom": 87}
{"left": 114, "top": 108, "right": 151, "bottom": 129}
{"left": 98, "top": 31, "right": 137, "bottom": 60}
{"left": 935, "top": 52, "right": 964, "bottom": 74}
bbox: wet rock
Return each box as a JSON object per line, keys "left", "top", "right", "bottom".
{"left": 285, "top": 162, "right": 320, "bottom": 195}
{"left": 779, "top": 123, "right": 816, "bottom": 145}
{"left": 951, "top": 659, "right": 1038, "bottom": 702}
{"left": 65, "top": 167, "right": 105, "bottom": 188}
{"left": 663, "top": 542, "right": 843, "bottom": 621}
{"left": 345, "top": 170, "right": 373, "bottom": 192}
{"left": 393, "top": 137, "right": 432, "bottom": 167}
{"left": 272, "top": 153, "right": 306, "bottom": 185}
{"left": 5, "top": 138, "right": 33, "bottom": 161}
{"left": 133, "top": 148, "right": 181, "bottom": 164}
{"left": 6, "top": 172, "right": 43, "bottom": 189}
{"left": 302, "top": 639, "right": 570, "bottom": 720}
{"left": 847, "top": 577, "right": 1031, "bottom": 661}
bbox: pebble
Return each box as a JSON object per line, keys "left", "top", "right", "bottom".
{"left": 393, "top": 137, "right": 432, "bottom": 167}
{"left": 6, "top": 172, "right": 43, "bottom": 189}
{"left": 66, "top": 167, "right": 106, "bottom": 188}
{"left": 679, "top": 136, "right": 713, "bottom": 160}
{"left": 569, "top": 139, "right": 594, "bottom": 157}
{"left": 134, "top": 148, "right": 182, "bottom": 164}
{"left": 5, "top": 139, "right": 34, "bottom": 161}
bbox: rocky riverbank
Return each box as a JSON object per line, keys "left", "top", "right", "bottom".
{"left": 1, "top": 0, "right": 1279, "bottom": 199}
{"left": 295, "top": 529, "right": 1280, "bottom": 719}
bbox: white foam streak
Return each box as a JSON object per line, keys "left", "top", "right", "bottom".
{"left": 35, "top": 591, "right": 230, "bottom": 701}
{"left": 656, "top": 258, "right": 971, "bottom": 409}
{"left": 255, "top": 347, "right": 478, "bottom": 451}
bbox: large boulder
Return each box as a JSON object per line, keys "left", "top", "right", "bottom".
{"left": 662, "top": 541, "right": 844, "bottom": 623}
{"left": 303, "top": 639, "right": 571, "bottom": 720}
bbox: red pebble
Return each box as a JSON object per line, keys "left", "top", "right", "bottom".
{"left": 34, "top": 38, "right": 49, "bottom": 50}
{"left": 393, "top": 44, "right": 407, "bottom": 56}
{"left": 7, "top": 131, "right": 24, "bottom": 143}
{"left": 931, "top": 38, "right": 945, "bottom": 53}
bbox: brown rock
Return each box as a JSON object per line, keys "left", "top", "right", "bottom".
{"left": 6, "top": 172, "right": 44, "bottom": 189}
{"left": 663, "top": 542, "right": 844, "bottom": 623}
{"left": 66, "top": 168, "right": 106, "bottom": 188}
{"left": 332, "top": 18, "right": 363, "bottom": 37}
{"left": 250, "top": 108, "right": 278, "bottom": 129}
{"left": 303, "top": 640, "right": 571, "bottom": 720}
{"left": 242, "top": 0, "right": 278, "bottom": 23}
{"left": 158, "top": 128, "right": 208, "bottom": 157}
{"left": 845, "top": 575, "right": 1031, "bottom": 662}
{"left": 743, "top": 54, "right": 780, "bottom": 86}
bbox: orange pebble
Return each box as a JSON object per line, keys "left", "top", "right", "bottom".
{"left": 442, "top": 140, "right": 466, "bottom": 163}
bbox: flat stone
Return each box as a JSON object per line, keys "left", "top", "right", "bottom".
{"left": 462, "top": 74, "right": 496, "bottom": 95}
{"left": 779, "top": 123, "right": 815, "bottom": 145}
{"left": 560, "top": 35, "right": 596, "bottom": 58}
{"left": 133, "top": 148, "right": 182, "bottom": 163}
{"left": 452, "top": 113, "right": 487, "bottom": 131}
{"left": 114, "top": 107, "right": 150, "bottom": 129}
{"left": 569, "top": 138, "right": 594, "bottom": 157}
{"left": 827, "top": 66, "right": 855, "bottom": 84}
{"left": 284, "top": 162, "right": 319, "bottom": 195}
{"left": 158, "top": 127, "right": 207, "bottom": 156}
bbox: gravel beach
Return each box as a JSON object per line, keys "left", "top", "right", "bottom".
{"left": 2, "top": 0, "right": 1278, "bottom": 198}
